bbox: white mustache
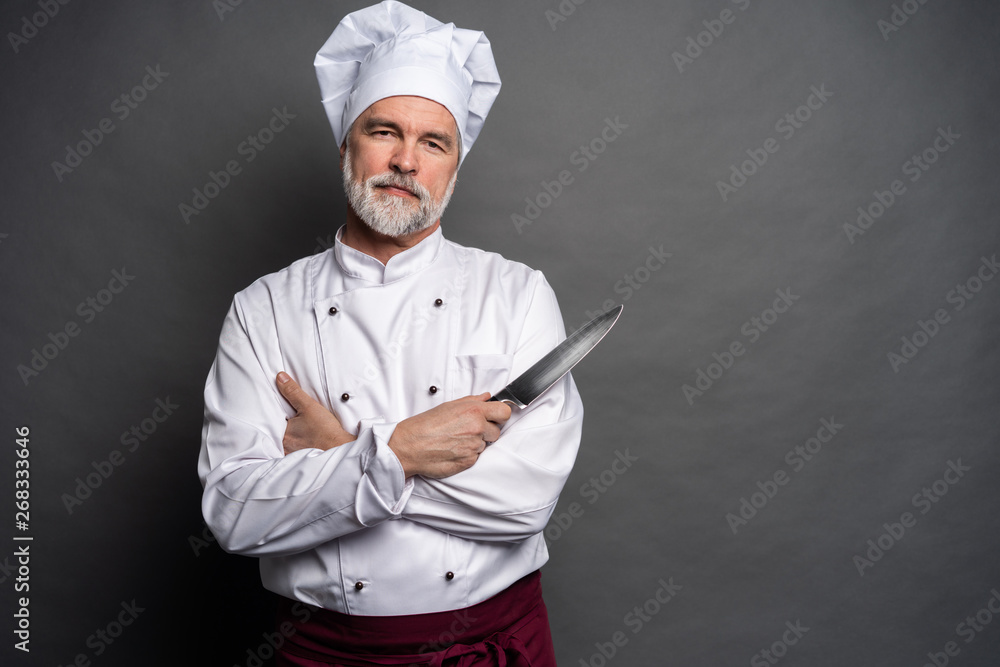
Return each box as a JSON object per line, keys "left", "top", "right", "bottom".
{"left": 367, "top": 173, "right": 428, "bottom": 201}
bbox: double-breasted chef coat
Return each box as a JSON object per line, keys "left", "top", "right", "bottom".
{"left": 199, "top": 226, "right": 584, "bottom": 615}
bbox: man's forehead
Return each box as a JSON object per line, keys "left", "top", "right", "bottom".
{"left": 357, "top": 96, "right": 458, "bottom": 138}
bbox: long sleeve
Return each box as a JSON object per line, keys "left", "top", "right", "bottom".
{"left": 198, "top": 296, "right": 412, "bottom": 558}
{"left": 401, "top": 273, "right": 584, "bottom": 541}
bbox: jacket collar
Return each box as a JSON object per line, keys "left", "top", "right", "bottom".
{"left": 333, "top": 225, "right": 444, "bottom": 284}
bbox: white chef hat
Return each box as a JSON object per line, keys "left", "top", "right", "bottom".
{"left": 314, "top": 1, "right": 501, "bottom": 167}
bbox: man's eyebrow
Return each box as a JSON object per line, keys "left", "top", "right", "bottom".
{"left": 423, "top": 131, "right": 455, "bottom": 150}
{"left": 362, "top": 116, "right": 403, "bottom": 134}
{"left": 362, "top": 116, "right": 455, "bottom": 150}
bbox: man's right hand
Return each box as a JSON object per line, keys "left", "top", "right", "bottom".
{"left": 389, "top": 393, "right": 512, "bottom": 479}
{"left": 277, "top": 371, "right": 355, "bottom": 455}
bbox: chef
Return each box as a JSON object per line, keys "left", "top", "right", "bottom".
{"left": 198, "top": 2, "right": 583, "bottom": 664}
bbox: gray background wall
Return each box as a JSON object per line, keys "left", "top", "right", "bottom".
{"left": 2, "top": 1, "right": 998, "bottom": 665}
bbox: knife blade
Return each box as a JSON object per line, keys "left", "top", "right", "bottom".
{"left": 489, "top": 304, "right": 623, "bottom": 408}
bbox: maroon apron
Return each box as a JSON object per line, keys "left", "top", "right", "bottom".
{"left": 274, "top": 571, "right": 556, "bottom": 666}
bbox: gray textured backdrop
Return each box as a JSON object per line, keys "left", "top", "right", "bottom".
{"left": 2, "top": 1, "right": 999, "bottom": 665}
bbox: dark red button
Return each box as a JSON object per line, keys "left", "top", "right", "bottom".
{"left": 434, "top": 298, "right": 443, "bottom": 306}
{"left": 328, "top": 307, "right": 338, "bottom": 315}
{"left": 429, "top": 385, "right": 438, "bottom": 394}
{"left": 355, "top": 581, "right": 364, "bottom": 591}
{"left": 445, "top": 571, "right": 454, "bottom": 581}
{"left": 341, "top": 393, "right": 350, "bottom": 402}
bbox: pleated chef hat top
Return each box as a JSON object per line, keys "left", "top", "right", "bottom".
{"left": 314, "top": 1, "right": 501, "bottom": 167}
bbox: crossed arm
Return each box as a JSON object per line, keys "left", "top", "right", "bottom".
{"left": 200, "top": 273, "right": 582, "bottom": 555}
{"left": 276, "top": 371, "right": 511, "bottom": 479}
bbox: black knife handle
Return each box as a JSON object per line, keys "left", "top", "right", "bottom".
{"left": 488, "top": 388, "right": 523, "bottom": 408}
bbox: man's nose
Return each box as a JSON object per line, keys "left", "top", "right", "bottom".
{"left": 390, "top": 141, "right": 418, "bottom": 174}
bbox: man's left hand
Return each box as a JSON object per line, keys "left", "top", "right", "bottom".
{"left": 277, "top": 372, "right": 355, "bottom": 455}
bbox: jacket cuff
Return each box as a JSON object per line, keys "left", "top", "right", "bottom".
{"left": 354, "top": 419, "right": 413, "bottom": 525}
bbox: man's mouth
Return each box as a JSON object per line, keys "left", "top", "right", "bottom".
{"left": 376, "top": 183, "right": 419, "bottom": 199}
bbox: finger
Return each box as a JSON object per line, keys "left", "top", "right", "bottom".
{"left": 483, "top": 422, "right": 502, "bottom": 443}
{"left": 276, "top": 371, "right": 315, "bottom": 413}
{"left": 483, "top": 400, "right": 512, "bottom": 425}
{"left": 455, "top": 392, "right": 492, "bottom": 405}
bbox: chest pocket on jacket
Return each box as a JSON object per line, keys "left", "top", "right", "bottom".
{"left": 450, "top": 353, "right": 514, "bottom": 400}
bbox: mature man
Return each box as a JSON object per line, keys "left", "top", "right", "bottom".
{"left": 198, "top": 2, "right": 583, "bottom": 664}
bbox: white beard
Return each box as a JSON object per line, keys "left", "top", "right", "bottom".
{"left": 342, "top": 146, "right": 456, "bottom": 237}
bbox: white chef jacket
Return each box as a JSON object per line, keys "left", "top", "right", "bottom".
{"left": 198, "top": 225, "right": 583, "bottom": 616}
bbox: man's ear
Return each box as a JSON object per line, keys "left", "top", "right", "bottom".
{"left": 339, "top": 141, "right": 347, "bottom": 171}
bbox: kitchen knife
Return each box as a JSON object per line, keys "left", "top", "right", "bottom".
{"left": 489, "top": 304, "right": 623, "bottom": 408}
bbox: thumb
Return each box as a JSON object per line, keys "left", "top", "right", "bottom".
{"left": 276, "top": 371, "right": 312, "bottom": 413}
